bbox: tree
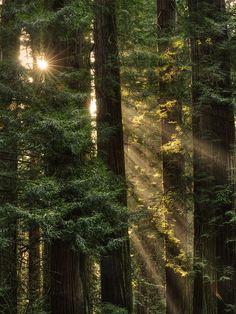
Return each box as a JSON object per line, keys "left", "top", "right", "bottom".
{"left": 157, "top": 1, "right": 188, "bottom": 313}
{"left": 94, "top": 0, "right": 133, "bottom": 312}
{"left": 188, "top": 0, "right": 235, "bottom": 312}
{"left": 0, "top": 0, "right": 20, "bottom": 312}
{"left": 45, "top": 1, "right": 91, "bottom": 313}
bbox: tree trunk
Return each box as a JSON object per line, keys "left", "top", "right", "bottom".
{"left": 50, "top": 241, "right": 89, "bottom": 314}
{"left": 28, "top": 226, "right": 41, "bottom": 305}
{"left": 157, "top": 1, "right": 187, "bottom": 313}
{"left": 188, "top": 0, "right": 235, "bottom": 313}
{"left": 94, "top": 1, "right": 133, "bottom": 312}
{"left": 0, "top": 1, "right": 19, "bottom": 312}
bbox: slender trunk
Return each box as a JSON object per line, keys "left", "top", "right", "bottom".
{"left": 188, "top": 0, "right": 235, "bottom": 313}
{"left": 0, "top": 1, "right": 19, "bottom": 312}
{"left": 157, "top": 1, "right": 187, "bottom": 313}
{"left": 28, "top": 226, "right": 41, "bottom": 305}
{"left": 94, "top": 1, "right": 132, "bottom": 312}
{"left": 43, "top": 242, "right": 50, "bottom": 311}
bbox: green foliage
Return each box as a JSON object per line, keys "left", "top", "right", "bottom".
{"left": 118, "top": 0, "right": 158, "bottom": 101}
{"left": 101, "top": 303, "right": 128, "bottom": 314}
{"left": 0, "top": 0, "right": 130, "bottom": 311}
{"left": 0, "top": 0, "right": 236, "bottom": 312}
{"left": 22, "top": 298, "right": 48, "bottom": 314}
{"left": 14, "top": 160, "right": 128, "bottom": 255}
{"left": 0, "top": 0, "right": 129, "bottom": 256}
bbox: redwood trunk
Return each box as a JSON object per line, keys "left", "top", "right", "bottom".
{"left": 50, "top": 241, "right": 89, "bottom": 314}
{"left": 188, "top": 0, "right": 235, "bottom": 313}
{"left": 94, "top": 1, "right": 132, "bottom": 312}
{"left": 28, "top": 226, "right": 41, "bottom": 305}
{"left": 0, "top": 1, "right": 18, "bottom": 312}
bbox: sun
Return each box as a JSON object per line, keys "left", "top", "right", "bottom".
{"left": 37, "top": 58, "right": 48, "bottom": 70}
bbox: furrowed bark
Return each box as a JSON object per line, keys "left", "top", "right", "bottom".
{"left": 94, "top": 1, "right": 133, "bottom": 312}
{"left": 188, "top": 0, "right": 235, "bottom": 312}
{"left": 0, "top": 1, "right": 19, "bottom": 312}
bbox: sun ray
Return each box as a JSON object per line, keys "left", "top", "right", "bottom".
{"left": 131, "top": 232, "right": 165, "bottom": 289}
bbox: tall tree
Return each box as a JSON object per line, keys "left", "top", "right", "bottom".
{"left": 188, "top": 0, "right": 235, "bottom": 313}
{"left": 0, "top": 0, "right": 19, "bottom": 312}
{"left": 41, "top": 1, "right": 91, "bottom": 313}
{"left": 157, "top": 1, "right": 187, "bottom": 313}
{"left": 94, "top": 0, "right": 133, "bottom": 312}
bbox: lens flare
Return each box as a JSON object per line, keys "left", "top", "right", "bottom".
{"left": 37, "top": 58, "right": 48, "bottom": 70}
